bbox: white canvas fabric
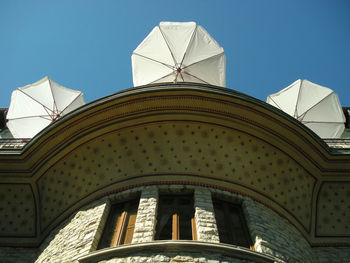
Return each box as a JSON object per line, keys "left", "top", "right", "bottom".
{"left": 267, "top": 80, "right": 302, "bottom": 116}
{"left": 6, "top": 76, "right": 85, "bottom": 138}
{"left": 132, "top": 21, "right": 226, "bottom": 87}
{"left": 267, "top": 79, "right": 345, "bottom": 138}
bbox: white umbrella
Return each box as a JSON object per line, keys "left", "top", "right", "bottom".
{"left": 267, "top": 79, "right": 345, "bottom": 138}
{"left": 132, "top": 21, "right": 226, "bottom": 87}
{"left": 6, "top": 76, "right": 85, "bottom": 138}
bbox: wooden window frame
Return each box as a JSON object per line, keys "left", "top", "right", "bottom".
{"left": 191, "top": 217, "right": 197, "bottom": 241}
{"left": 98, "top": 198, "right": 139, "bottom": 249}
{"left": 155, "top": 193, "right": 197, "bottom": 241}
{"left": 172, "top": 213, "right": 179, "bottom": 240}
{"left": 110, "top": 210, "right": 127, "bottom": 247}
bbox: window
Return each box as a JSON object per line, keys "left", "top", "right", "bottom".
{"left": 98, "top": 198, "right": 139, "bottom": 248}
{"left": 213, "top": 198, "right": 252, "bottom": 248}
{"left": 155, "top": 193, "right": 197, "bottom": 240}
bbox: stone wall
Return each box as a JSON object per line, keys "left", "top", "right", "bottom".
{"left": 241, "top": 195, "right": 315, "bottom": 263}
{"left": 35, "top": 199, "right": 108, "bottom": 263}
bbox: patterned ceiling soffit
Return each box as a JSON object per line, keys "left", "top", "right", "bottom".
{"left": 0, "top": 83, "right": 349, "bottom": 247}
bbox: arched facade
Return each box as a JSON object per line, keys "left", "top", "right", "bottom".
{"left": 0, "top": 84, "right": 349, "bottom": 262}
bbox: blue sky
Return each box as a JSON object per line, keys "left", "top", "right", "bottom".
{"left": 1, "top": 0, "right": 349, "bottom": 108}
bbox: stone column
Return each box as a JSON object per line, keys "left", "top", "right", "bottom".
{"left": 242, "top": 198, "right": 315, "bottom": 263}
{"left": 35, "top": 199, "right": 108, "bottom": 263}
{"left": 194, "top": 187, "right": 220, "bottom": 243}
{"left": 132, "top": 186, "right": 158, "bottom": 243}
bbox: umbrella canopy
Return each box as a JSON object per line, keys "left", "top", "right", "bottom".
{"left": 132, "top": 21, "right": 226, "bottom": 87}
{"left": 267, "top": 79, "right": 345, "bottom": 138}
{"left": 6, "top": 76, "right": 85, "bottom": 138}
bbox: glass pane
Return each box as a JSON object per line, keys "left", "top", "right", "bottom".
{"left": 214, "top": 203, "right": 231, "bottom": 244}
{"left": 156, "top": 193, "right": 194, "bottom": 240}
{"left": 179, "top": 214, "right": 193, "bottom": 240}
{"left": 157, "top": 213, "right": 172, "bottom": 240}
{"left": 229, "top": 206, "right": 250, "bottom": 247}
{"left": 213, "top": 198, "right": 252, "bottom": 248}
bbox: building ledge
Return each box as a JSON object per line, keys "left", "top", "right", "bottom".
{"left": 324, "top": 138, "right": 350, "bottom": 149}
{"left": 78, "top": 241, "right": 278, "bottom": 263}
{"left": 0, "top": 138, "right": 29, "bottom": 151}
{"left": 1, "top": 138, "right": 350, "bottom": 152}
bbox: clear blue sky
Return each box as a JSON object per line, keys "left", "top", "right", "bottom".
{"left": 1, "top": 0, "right": 349, "bottom": 108}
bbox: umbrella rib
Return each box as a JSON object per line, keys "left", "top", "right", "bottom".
{"left": 268, "top": 96, "right": 283, "bottom": 111}
{"left": 298, "top": 111, "right": 306, "bottom": 121}
{"left": 149, "top": 72, "right": 175, "bottom": 84}
{"left": 179, "top": 72, "right": 185, "bottom": 82}
{"left": 273, "top": 81, "right": 297, "bottom": 96}
{"left": 182, "top": 52, "right": 224, "bottom": 69}
{"left": 41, "top": 116, "right": 54, "bottom": 121}
{"left": 179, "top": 24, "right": 197, "bottom": 69}
{"left": 294, "top": 80, "right": 303, "bottom": 118}
{"left": 133, "top": 53, "right": 174, "bottom": 70}
{"left": 182, "top": 71, "right": 210, "bottom": 85}
{"left": 48, "top": 78, "right": 59, "bottom": 116}
{"left": 7, "top": 115, "right": 52, "bottom": 121}
{"left": 17, "top": 88, "right": 54, "bottom": 118}
{"left": 174, "top": 71, "right": 179, "bottom": 83}
{"left": 299, "top": 92, "right": 338, "bottom": 122}
{"left": 59, "top": 93, "right": 82, "bottom": 116}
{"left": 302, "top": 121, "right": 345, "bottom": 124}
{"left": 158, "top": 25, "right": 178, "bottom": 65}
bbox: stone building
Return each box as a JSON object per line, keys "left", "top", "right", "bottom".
{"left": 0, "top": 83, "right": 349, "bottom": 263}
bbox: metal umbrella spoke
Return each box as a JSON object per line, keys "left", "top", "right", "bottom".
{"left": 178, "top": 25, "right": 197, "bottom": 69}
{"left": 7, "top": 115, "right": 53, "bottom": 121}
{"left": 158, "top": 25, "right": 178, "bottom": 66}
{"left": 133, "top": 53, "right": 174, "bottom": 70}
{"left": 182, "top": 52, "right": 225, "bottom": 70}
{"left": 17, "top": 88, "right": 54, "bottom": 116}
{"left": 149, "top": 71, "right": 176, "bottom": 84}
{"left": 182, "top": 71, "right": 210, "bottom": 85}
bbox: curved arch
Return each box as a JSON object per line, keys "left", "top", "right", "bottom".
{"left": 0, "top": 83, "right": 349, "bottom": 247}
